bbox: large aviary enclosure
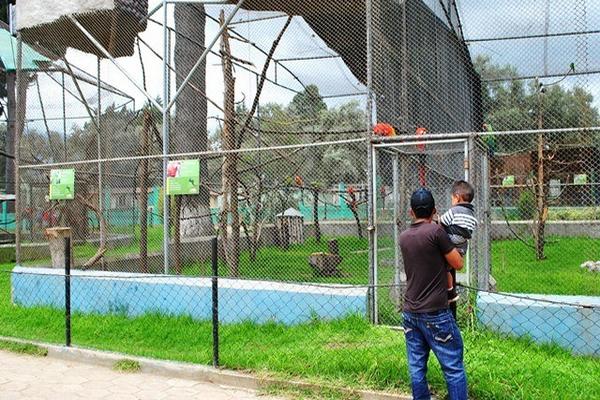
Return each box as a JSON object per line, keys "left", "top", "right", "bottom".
{"left": 2, "top": 0, "right": 599, "bottom": 396}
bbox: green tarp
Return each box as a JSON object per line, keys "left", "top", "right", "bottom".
{"left": 0, "top": 28, "right": 48, "bottom": 72}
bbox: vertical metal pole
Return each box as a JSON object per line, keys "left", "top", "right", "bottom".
{"left": 65, "top": 236, "right": 72, "bottom": 347}
{"left": 464, "top": 138, "right": 472, "bottom": 286}
{"left": 392, "top": 154, "right": 400, "bottom": 290}
{"left": 400, "top": 0, "right": 408, "bottom": 132}
{"left": 14, "top": 33, "right": 22, "bottom": 266}
{"left": 211, "top": 237, "right": 219, "bottom": 368}
{"left": 62, "top": 72, "right": 67, "bottom": 161}
{"left": 162, "top": 0, "right": 171, "bottom": 274}
{"left": 543, "top": 0, "right": 550, "bottom": 76}
{"left": 480, "top": 149, "right": 491, "bottom": 290}
{"left": 366, "top": 0, "right": 378, "bottom": 324}
{"left": 97, "top": 57, "right": 105, "bottom": 268}
{"left": 372, "top": 146, "right": 379, "bottom": 324}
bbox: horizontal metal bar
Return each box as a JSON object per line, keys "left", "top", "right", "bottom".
{"left": 372, "top": 126, "right": 600, "bottom": 143}
{"left": 483, "top": 69, "right": 600, "bottom": 83}
{"left": 373, "top": 138, "right": 467, "bottom": 148}
{"left": 18, "top": 138, "right": 366, "bottom": 170}
{"left": 466, "top": 29, "right": 600, "bottom": 43}
{"left": 492, "top": 182, "right": 600, "bottom": 189}
{"left": 322, "top": 92, "right": 367, "bottom": 99}
{"left": 230, "top": 14, "right": 289, "bottom": 25}
{"left": 276, "top": 54, "right": 341, "bottom": 62}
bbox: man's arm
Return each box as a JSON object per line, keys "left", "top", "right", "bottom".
{"left": 445, "top": 249, "right": 464, "bottom": 270}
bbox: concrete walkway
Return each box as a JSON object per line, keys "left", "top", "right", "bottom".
{"left": 0, "top": 351, "right": 281, "bottom": 400}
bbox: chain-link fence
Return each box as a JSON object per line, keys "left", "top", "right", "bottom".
{"left": 1, "top": 0, "right": 599, "bottom": 398}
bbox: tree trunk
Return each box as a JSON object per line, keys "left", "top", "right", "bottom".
{"left": 173, "top": 4, "right": 213, "bottom": 239}
{"left": 220, "top": 11, "right": 240, "bottom": 277}
{"left": 139, "top": 110, "right": 151, "bottom": 273}
{"left": 64, "top": 183, "right": 89, "bottom": 241}
{"left": 313, "top": 188, "right": 321, "bottom": 243}
{"left": 535, "top": 132, "right": 548, "bottom": 260}
{"left": 534, "top": 88, "right": 547, "bottom": 260}
{"left": 249, "top": 178, "right": 263, "bottom": 261}
{"left": 351, "top": 205, "right": 363, "bottom": 239}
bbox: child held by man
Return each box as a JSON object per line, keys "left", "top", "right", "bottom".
{"left": 440, "top": 181, "right": 477, "bottom": 313}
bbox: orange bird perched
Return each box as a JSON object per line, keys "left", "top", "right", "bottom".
{"left": 294, "top": 175, "right": 304, "bottom": 187}
{"left": 373, "top": 123, "right": 396, "bottom": 137}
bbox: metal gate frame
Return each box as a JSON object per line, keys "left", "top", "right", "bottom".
{"left": 370, "top": 138, "right": 471, "bottom": 324}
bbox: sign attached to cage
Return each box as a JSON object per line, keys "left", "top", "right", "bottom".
{"left": 166, "top": 160, "right": 200, "bottom": 195}
{"left": 49, "top": 169, "right": 75, "bottom": 200}
{"left": 502, "top": 175, "right": 515, "bottom": 187}
{"left": 574, "top": 174, "right": 588, "bottom": 185}
{"left": 549, "top": 179, "right": 561, "bottom": 199}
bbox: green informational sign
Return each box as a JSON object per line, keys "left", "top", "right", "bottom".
{"left": 502, "top": 175, "right": 515, "bottom": 187}
{"left": 167, "top": 160, "right": 200, "bottom": 195}
{"left": 574, "top": 174, "right": 588, "bottom": 185}
{"left": 49, "top": 169, "right": 75, "bottom": 200}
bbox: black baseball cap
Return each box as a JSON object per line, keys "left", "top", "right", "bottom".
{"left": 410, "top": 188, "right": 435, "bottom": 217}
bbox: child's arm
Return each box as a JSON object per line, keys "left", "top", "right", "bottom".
{"left": 439, "top": 209, "right": 454, "bottom": 227}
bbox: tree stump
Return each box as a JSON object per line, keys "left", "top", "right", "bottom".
{"left": 328, "top": 239, "right": 339, "bottom": 255}
{"left": 45, "top": 227, "right": 73, "bottom": 269}
{"left": 308, "top": 252, "right": 343, "bottom": 277}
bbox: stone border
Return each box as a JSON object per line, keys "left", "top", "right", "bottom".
{"left": 0, "top": 336, "right": 411, "bottom": 400}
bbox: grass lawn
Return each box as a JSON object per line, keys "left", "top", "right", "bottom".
{"left": 19, "top": 226, "right": 165, "bottom": 266}
{"left": 1, "top": 264, "right": 599, "bottom": 399}
{"left": 492, "top": 237, "right": 600, "bottom": 296}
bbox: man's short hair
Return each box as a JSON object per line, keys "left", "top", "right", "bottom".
{"left": 410, "top": 188, "right": 435, "bottom": 218}
{"left": 452, "top": 180, "right": 474, "bottom": 203}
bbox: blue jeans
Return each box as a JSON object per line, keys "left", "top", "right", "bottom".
{"left": 403, "top": 309, "right": 467, "bottom": 400}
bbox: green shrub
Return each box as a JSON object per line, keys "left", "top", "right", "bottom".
{"left": 517, "top": 190, "right": 535, "bottom": 220}
{"left": 113, "top": 359, "right": 141, "bottom": 373}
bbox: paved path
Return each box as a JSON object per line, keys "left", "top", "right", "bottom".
{"left": 0, "top": 351, "right": 281, "bottom": 400}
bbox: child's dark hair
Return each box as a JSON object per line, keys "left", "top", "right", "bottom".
{"left": 451, "top": 180, "right": 474, "bottom": 203}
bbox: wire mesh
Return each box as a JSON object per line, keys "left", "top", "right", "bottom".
{"left": 2, "top": 0, "right": 599, "bottom": 398}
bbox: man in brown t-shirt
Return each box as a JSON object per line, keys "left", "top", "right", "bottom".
{"left": 399, "top": 188, "right": 467, "bottom": 400}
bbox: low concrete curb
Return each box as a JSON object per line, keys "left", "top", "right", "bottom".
{"left": 0, "top": 336, "right": 411, "bottom": 400}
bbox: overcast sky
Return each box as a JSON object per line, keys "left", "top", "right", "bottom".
{"left": 24, "top": 0, "right": 600, "bottom": 136}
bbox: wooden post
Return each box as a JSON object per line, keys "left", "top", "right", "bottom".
{"left": 46, "top": 227, "right": 73, "bottom": 269}
{"left": 139, "top": 110, "right": 151, "bottom": 273}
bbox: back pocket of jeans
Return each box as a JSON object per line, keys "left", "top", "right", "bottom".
{"left": 427, "top": 321, "right": 454, "bottom": 344}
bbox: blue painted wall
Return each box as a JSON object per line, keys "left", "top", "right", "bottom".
{"left": 478, "top": 292, "right": 600, "bottom": 356}
{"left": 11, "top": 267, "right": 368, "bottom": 325}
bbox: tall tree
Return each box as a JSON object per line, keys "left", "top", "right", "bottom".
{"left": 173, "top": 4, "right": 212, "bottom": 239}
{"left": 288, "top": 84, "right": 327, "bottom": 122}
{"left": 475, "top": 55, "right": 599, "bottom": 259}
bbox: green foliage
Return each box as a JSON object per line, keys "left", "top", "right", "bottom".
{"left": 517, "top": 189, "right": 535, "bottom": 220}
{"left": 289, "top": 84, "right": 327, "bottom": 121}
{"left": 474, "top": 55, "right": 600, "bottom": 151}
{"left": 550, "top": 207, "right": 600, "bottom": 221}
{"left": 113, "top": 359, "right": 141, "bottom": 373}
{"left": 0, "top": 339, "right": 48, "bottom": 357}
